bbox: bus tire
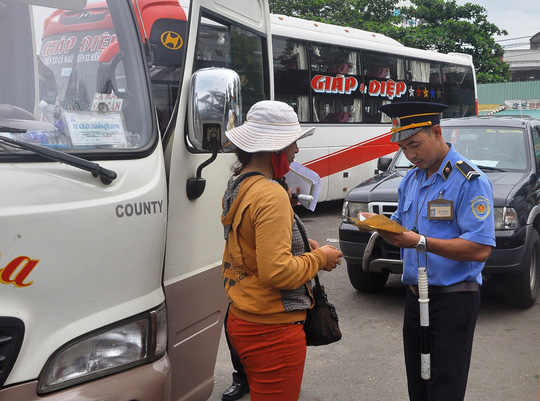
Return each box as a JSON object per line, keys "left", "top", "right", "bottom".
{"left": 504, "top": 229, "right": 540, "bottom": 308}
{"left": 347, "top": 262, "right": 389, "bottom": 292}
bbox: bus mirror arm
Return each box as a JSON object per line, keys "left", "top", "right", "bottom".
{"left": 186, "top": 136, "right": 218, "bottom": 200}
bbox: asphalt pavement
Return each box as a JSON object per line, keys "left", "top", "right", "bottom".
{"left": 208, "top": 201, "right": 540, "bottom": 401}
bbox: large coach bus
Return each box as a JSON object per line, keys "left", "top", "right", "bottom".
{"left": 271, "top": 14, "right": 478, "bottom": 201}
{"left": 0, "top": 0, "right": 271, "bottom": 400}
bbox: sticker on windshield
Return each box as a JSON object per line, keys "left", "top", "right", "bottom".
{"left": 91, "top": 93, "right": 124, "bottom": 112}
{"left": 63, "top": 111, "right": 128, "bottom": 147}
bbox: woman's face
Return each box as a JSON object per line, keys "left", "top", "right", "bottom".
{"left": 282, "top": 141, "right": 299, "bottom": 164}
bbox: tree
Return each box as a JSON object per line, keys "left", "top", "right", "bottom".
{"left": 396, "top": 0, "right": 509, "bottom": 83}
{"left": 269, "top": 0, "right": 402, "bottom": 34}
{"left": 268, "top": 0, "right": 510, "bottom": 83}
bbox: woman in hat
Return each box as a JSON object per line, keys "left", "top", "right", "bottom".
{"left": 221, "top": 100, "right": 343, "bottom": 400}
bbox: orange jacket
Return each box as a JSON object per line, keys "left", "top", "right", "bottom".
{"left": 221, "top": 174, "right": 326, "bottom": 324}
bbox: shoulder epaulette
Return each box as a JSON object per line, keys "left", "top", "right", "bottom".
{"left": 455, "top": 160, "right": 480, "bottom": 180}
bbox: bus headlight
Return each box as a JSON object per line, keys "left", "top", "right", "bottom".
{"left": 342, "top": 201, "right": 369, "bottom": 222}
{"left": 494, "top": 207, "right": 519, "bottom": 230}
{"left": 38, "top": 304, "right": 167, "bottom": 394}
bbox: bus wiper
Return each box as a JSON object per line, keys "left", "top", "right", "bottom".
{"left": 476, "top": 164, "right": 506, "bottom": 172}
{"left": 0, "top": 129, "right": 117, "bottom": 185}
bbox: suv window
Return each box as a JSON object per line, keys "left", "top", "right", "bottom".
{"left": 394, "top": 126, "right": 528, "bottom": 171}
{"left": 532, "top": 125, "right": 540, "bottom": 170}
{"left": 443, "top": 127, "right": 527, "bottom": 171}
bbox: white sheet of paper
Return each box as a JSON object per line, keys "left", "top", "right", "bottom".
{"left": 284, "top": 162, "right": 321, "bottom": 211}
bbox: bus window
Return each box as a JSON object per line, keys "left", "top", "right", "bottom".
{"left": 273, "top": 36, "right": 308, "bottom": 71}
{"left": 196, "top": 19, "right": 266, "bottom": 119}
{"left": 309, "top": 43, "right": 358, "bottom": 75}
{"left": 430, "top": 63, "right": 442, "bottom": 84}
{"left": 364, "top": 98, "right": 392, "bottom": 124}
{"left": 363, "top": 51, "right": 405, "bottom": 81}
{"left": 151, "top": 66, "right": 182, "bottom": 134}
{"left": 404, "top": 59, "right": 444, "bottom": 104}
{"left": 362, "top": 51, "right": 405, "bottom": 123}
{"left": 7, "top": 1, "right": 156, "bottom": 153}
{"left": 406, "top": 59, "right": 436, "bottom": 83}
{"left": 313, "top": 96, "right": 362, "bottom": 123}
{"left": 273, "top": 36, "right": 310, "bottom": 122}
{"left": 309, "top": 43, "right": 360, "bottom": 123}
{"left": 442, "top": 63, "right": 475, "bottom": 117}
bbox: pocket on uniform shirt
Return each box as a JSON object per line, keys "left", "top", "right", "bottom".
{"left": 401, "top": 199, "right": 413, "bottom": 228}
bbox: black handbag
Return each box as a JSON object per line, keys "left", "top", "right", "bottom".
{"left": 304, "top": 274, "right": 342, "bottom": 346}
{"left": 295, "top": 215, "right": 342, "bottom": 346}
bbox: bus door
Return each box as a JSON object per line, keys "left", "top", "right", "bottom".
{"left": 162, "top": 0, "right": 272, "bottom": 400}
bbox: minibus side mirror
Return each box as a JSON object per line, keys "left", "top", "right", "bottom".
{"left": 188, "top": 67, "right": 241, "bottom": 152}
{"left": 186, "top": 67, "right": 241, "bottom": 200}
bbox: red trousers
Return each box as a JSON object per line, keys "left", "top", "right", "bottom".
{"left": 227, "top": 312, "right": 307, "bottom": 401}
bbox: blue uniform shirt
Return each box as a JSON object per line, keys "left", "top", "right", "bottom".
{"left": 391, "top": 144, "right": 496, "bottom": 286}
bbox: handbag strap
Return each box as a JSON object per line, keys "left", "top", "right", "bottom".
{"left": 294, "top": 214, "right": 321, "bottom": 288}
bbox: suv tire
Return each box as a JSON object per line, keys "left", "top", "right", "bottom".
{"left": 347, "top": 262, "right": 389, "bottom": 292}
{"left": 504, "top": 229, "right": 540, "bottom": 308}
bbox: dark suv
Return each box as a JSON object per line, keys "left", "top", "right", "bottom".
{"left": 339, "top": 115, "right": 540, "bottom": 307}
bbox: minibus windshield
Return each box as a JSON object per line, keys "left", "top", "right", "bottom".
{"left": 0, "top": 0, "right": 155, "bottom": 158}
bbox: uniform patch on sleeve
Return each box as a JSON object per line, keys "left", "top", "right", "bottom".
{"left": 471, "top": 196, "right": 490, "bottom": 220}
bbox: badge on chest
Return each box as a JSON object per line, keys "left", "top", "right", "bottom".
{"left": 427, "top": 193, "right": 454, "bottom": 220}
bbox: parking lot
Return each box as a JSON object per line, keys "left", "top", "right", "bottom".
{"left": 208, "top": 201, "right": 540, "bottom": 401}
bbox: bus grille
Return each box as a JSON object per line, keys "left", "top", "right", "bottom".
{"left": 370, "top": 202, "right": 398, "bottom": 218}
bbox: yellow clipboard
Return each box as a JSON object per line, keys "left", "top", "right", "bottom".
{"left": 348, "top": 215, "right": 408, "bottom": 234}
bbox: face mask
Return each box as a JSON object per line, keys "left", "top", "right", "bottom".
{"left": 271, "top": 151, "right": 290, "bottom": 179}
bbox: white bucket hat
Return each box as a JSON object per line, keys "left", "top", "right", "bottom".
{"left": 225, "top": 100, "right": 315, "bottom": 153}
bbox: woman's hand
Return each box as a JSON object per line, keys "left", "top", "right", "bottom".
{"left": 308, "top": 238, "right": 319, "bottom": 250}
{"left": 319, "top": 245, "right": 343, "bottom": 271}
{"left": 287, "top": 188, "right": 299, "bottom": 206}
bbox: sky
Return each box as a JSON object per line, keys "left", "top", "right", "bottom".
{"left": 454, "top": 1, "right": 540, "bottom": 49}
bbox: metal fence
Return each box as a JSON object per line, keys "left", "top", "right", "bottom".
{"left": 478, "top": 80, "right": 540, "bottom": 104}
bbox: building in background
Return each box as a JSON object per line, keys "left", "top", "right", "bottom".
{"left": 502, "top": 32, "right": 540, "bottom": 81}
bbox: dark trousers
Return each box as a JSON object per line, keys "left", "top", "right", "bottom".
{"left": 224, "top": 307, "right": 248, "bottom": 386}
{"left": 403, "top": 289, "right": 480, "bottom": 401}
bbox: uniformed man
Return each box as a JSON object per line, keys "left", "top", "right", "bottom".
{"left": 365, "top": 102, "right": 495, "bottom": 401}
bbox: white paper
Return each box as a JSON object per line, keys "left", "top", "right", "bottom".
{"left": 285, "top": 161, "right": 321, "bottom": 211}
{"left": 63, "top": 111, "right": 128, "bottom": 146}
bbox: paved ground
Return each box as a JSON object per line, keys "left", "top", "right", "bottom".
{"left": 207, "top": 201, "right": 540, "bottom": 401}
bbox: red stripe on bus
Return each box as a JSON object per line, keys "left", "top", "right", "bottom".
{"left": 303, "top": 132, "right": 399, "bottom": 179}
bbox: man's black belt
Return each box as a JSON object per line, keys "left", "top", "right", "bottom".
{"left": 409, "top": 282, "right": 479, "bottom": 297}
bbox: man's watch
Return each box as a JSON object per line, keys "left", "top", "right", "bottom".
{"left": 415, "top": 234, "right": 427, "bottom": 253}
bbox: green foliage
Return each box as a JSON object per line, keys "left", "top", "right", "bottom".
{"left": 269, "top": 0, "right": 402, "bottom": 33}
{"left": 268, "top": 0, "right": 510, "bottom": 83}
{"left": 396, "top": 0, "right": 509, "bottom": 83}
